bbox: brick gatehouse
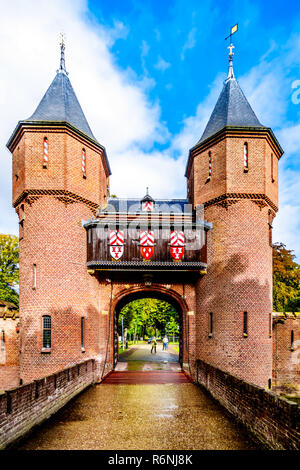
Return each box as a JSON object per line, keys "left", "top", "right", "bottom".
{"left": 5, "top": 39, "right": 283, "bottom": 390}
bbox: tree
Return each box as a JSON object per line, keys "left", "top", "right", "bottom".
{"left": 0, "top": 234, "right": 19, "bottom": 307}
{"left": 273, "top": 243, "right": 300, "bottom": 312}
{"left": 118, "top": 298, "right": 179, "bottom": 338}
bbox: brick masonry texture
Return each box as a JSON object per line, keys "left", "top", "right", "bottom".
{"left": 0, "top": 317, "right": 20, "bottom": 391}
{"left": 9, "top": 127, "right": 109, "bottom": 385}
{"left": 196, "top": 359, "right": 300, "bottom": 450}
{"left": 187, "top": 133, "right": 280, "bottom": 388}
{"left": 0, "top": 359, "right": 95, "bottom": 449}
{"left": 2, "top": 108, "right": 293, "bottom": 405}
{"left": 273, "top": 313, "right": 300, "bottom": 392}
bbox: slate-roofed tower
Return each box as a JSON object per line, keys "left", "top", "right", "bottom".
{"left": 186, "top": 44, "right": 283, "bottom": 388}
{"left": 7, "top": 39, "right": 111, "bottom": 383}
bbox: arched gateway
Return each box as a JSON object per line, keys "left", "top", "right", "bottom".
{"left": 6, "top": 38, "right": 283, "bottom": 390}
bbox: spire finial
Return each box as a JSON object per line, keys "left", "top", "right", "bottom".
{"left": 226, "top": 42, "right": 235, "bottom": 81}
{"left": 57, "top": 32, "right": 68, "bottom": 75}
{"left": 146, "top": 186, "right": 149, "bottom": 196}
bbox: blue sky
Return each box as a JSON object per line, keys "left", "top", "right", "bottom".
{"left": 0, "top": 0, "right": 300, "bottom": 259}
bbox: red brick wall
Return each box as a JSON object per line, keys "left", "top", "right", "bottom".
{"left": 273, "top": 313, "right": 300, "bottom": 393}
{"left": 196, "top": 359, "right": 300, "bottom": 450}
{"left": 10, "top": 127, "right": 109, "bottom": 384}
{"left": 189, "top": 133, "right": 279, "bottom": 388}
{"left": 0, "top": 359, "right": 95, "bottom": 449}
{"left": 195, "top": 200, "right": 273, "bottom": 387}
{"left": 12, "top": 127, "right": 108, "bottom": 207}
{"left": 0, "top": 318, "right": 20, "bottom": 391}
{"left": 188, "top": 131, "right": 280, "bottom": 210}
{"left": 18, "top": 196, "right": 101, "bottom": 383}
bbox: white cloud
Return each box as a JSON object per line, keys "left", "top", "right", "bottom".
{"left": 0, "top": 0, "right": 176, "bottom": 237}
{"left": 0, "top": 0, "right": 299, "bottom": 265}
{"left": 110, "top": 148, "right": 186, "bottom": 199}
{"left": 181, "top": 28, "right": 197, "bottom": 60}
{"left": 273, "top": 167, "right": 300, "bottom": 261}
{"left": 277, "top": 124, "right": 300, "bottom": 158}
{"left": 154, "top": 56, "right": 171, "bottom": 72}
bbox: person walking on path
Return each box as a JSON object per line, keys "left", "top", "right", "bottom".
{"left": 162, "top": 335, "right": 168, "bottom": 351}
{"left": 151, "top": 337, "right": 157, "bottom": 354}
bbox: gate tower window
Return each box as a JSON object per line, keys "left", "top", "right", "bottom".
{"left": 42, "top": 315, "right": 51, "bottom": 349}
{"left": 243, "top": 311, "right": 248, "bottom": 337}
{"left": 43, "top": 137, "right": 48, "bottom": 168}
{"left": 243, "top": 143, "right": 249, "bottom": 172}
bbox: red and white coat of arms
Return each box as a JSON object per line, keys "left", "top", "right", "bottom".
{"left": 170, "top": 231, "right": 185, "bottom": 261}
{"left": 142, "top": 201, "right": 154, "bottom": 211}
{"left": 109, "top": 230, "right": 124, "bottom": 260}
{"left": 140, "top": 231, "right": 154, "bottom": 260}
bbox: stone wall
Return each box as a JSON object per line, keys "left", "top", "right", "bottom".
{"left": 273, "top": 312, "right": 300, "bottom": 393}
{"left": 196, "top": 359, "right": 299, "bottom": 450}
{"left": 0, "top": 358, "right": 95, "bottom": 449}
{"left": 0, "top": 302, "right": 20, "bottom": 391}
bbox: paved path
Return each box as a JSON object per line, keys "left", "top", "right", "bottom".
{"left": 117, "top": 343, "right": 179, "bottom": 370}
{"left": 15, "top": 370, "right": 258, "bottom": 450}
{"left": 102, "top": 370, "right": 191, "bottom": 384}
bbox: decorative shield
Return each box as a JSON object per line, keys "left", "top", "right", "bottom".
{"left": 142, "top": 201, "right": 154, "bottom": 211}
{"left": 170, "top": 246, "right": 184, "bottom": 260}
{"left": 170, "top": 231, "right": 185, "bottom": 261}
{"left": 141, "top": 246, "right": 154, "bottom": 260}
{"left": 110, "top": 245, "right": 124, "bottom": 260}
{"left": 140, "top": 231, "right": 154, "bottom": 260}
{"left": 109, "top": 230, "right": 124, "bottom": 260}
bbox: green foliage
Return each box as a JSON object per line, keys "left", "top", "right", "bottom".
{"left": 0, "top": 234, "right": 19, "bottom": 307}
{"left": 119, "top": 298, "right": 179, "bottom": 337}
{"left": 273, "top": 243, "right": 300, "bottom": 312}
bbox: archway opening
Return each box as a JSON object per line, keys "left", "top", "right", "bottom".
{"left": 113, "top": 290, "right": 185, "bottom": 370}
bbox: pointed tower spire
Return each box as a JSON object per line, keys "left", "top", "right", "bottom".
{"left": 226, "top": 43, "right": 235, "bottom": 81}
{"left": 194, "top": 41, "right": 263, "bottom": 145}
{"left": 58, "top": 32, "right": 68, "bottom": 75}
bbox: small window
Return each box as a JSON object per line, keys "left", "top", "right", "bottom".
{"left": 269, "top": 224, "right": 272, "bottom": 246}
{"left": 208, "top": 151, "right": 212, "bottom": 178}
{"left": 243, "top": 311, "right": 248, "bottom": 337}
{"left": 243, "top": 143, "right": 248, "bottom": 171}
{"left": 208, "top": 312, "right": 213, "bottom": 337}
{"left": 1, "top": 330, "right": 5, "bottom": 351}
{"left": 81, "top": 317, "right": 85, "bottom": 350}
{"left": 268, "top": 378, "right": 272, "bottom": 389}
{"left": 19, "top": 219, "right": 24, "bottom": 240}
{"left": 82, "top": 148, "right": 86, "bottom": 178}
{"left": 42, "top": 315, "right": 51, "bottom": 349}
{"left": 43, "top": 137, "right": 48, "bottom": 168}
{"left": 271, "top": 154, "right": 275, "bottom": 183}
{"left": 268, "top": 210, "right": 273, "bottom": 247}
{"left": 291, "top": 330, "right": 295, "bottom": 351}
{"left": 33, "top": 264, "right": 37, "bottom": 290}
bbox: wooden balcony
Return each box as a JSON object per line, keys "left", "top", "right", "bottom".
{"left": 85, "top": 222, "right": 209, "bottom": 273}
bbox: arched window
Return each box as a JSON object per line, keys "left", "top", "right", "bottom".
{"left": 82, "top": 148, "right": 86, "bottom": 178}
{"left": 208, "top": 151, "right": 212, "bottom": 178}
{"left": 42, "top": 315, "right": 51, "bottom": 349}
{"left": 243, "top": 143, "right": 248, "bottom": 171}
{"left": 43, "top": 137, "right": 48, "bottom": 168}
